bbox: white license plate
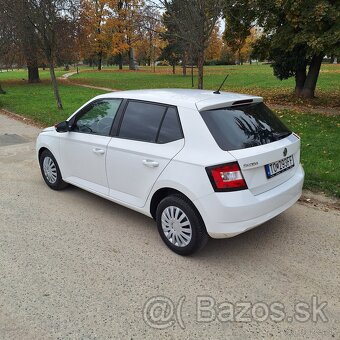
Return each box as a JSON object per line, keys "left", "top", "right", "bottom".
{"left": 265, "top": 155, "right": 294, "bottom": 179}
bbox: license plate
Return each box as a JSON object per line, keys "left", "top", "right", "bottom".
{"left": 265, "top": 155, "right": 294, "bottom": 179}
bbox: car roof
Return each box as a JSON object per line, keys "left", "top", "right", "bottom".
{"left": 95, "top": 89, "right": 263, "bottom": 111}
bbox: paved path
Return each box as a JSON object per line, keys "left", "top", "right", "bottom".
{"left": 0, "top": 113, "right": 339, "bottom": 339}
{"left": 59, "top": 71, "right": 117, "bottom": 92}
{"left": 59, "top": 71, "right": 78, "bottom": 80}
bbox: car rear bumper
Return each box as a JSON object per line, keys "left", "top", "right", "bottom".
{"left": 195, "top": 164, "right": 304, "bottom": 238}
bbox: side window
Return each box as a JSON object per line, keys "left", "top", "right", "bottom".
{"left": 74, "top": 99, "right": 122, "bottom": 136}
{"left": 157, "top": 107, "right": 183, "bottom": 144}
{"left": 118, "top": 101, "right": 166, "bottom": 142}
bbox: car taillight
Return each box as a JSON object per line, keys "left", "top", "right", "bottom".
{"left": 206, "top": 162, "right": 247, "bottom": 192}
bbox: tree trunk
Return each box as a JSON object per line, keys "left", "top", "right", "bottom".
{"left": 118, "top": 53, "right": 123, "bottom": 70}
{"left": 294, "top": 67, "right": 306, "bottom": 96}
{"left": 129, "top": 47, "right": 137, "bottom": 70}
{"left": 182, "top": 53, "right": 187, "bottom": 76}
{"left": 28, "top": 65, "right": 40, "bottom": 83}
{"left": 0, "top": 84, "right": 6, "bottom": 94}
{"left": 48, "top": 62, "right": 63, "bottom": 110}
{"left": 197, "top": 50, "right": 204, "bottom": 89}
{"left": 23, "top": 21, "right": 40, "bottom": 83}
{"left": 97, "top": 51, "right": 102, "bottom": 71}
{"left": 172, "top": 64, "right": 175, "bottom": 74}
{"left": 300, "top": 54, "right": 323, "bottom": 99}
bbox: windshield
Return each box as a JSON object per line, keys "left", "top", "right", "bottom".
{"left": 200, "top": 102, "right": 291, "bottom": 151}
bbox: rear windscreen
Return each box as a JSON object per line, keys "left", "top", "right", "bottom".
{"left": 200, "top": 102, "right": 291, "bottom": 151}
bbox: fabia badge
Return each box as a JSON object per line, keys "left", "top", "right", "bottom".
{"left": 283, "top": 147, "right": 288, "bottom": 157}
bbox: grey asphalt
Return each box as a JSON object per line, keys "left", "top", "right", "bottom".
{"left": 0, "top": 112, "right": 339, "bottom": 339}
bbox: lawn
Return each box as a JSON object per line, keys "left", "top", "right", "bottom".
{"left": 0, "top": 68, "right": 68, "bottom": 82}
{"left": 0, "top": 82, "right": 104, "bottom": 126}
{"left": 279, "top": 111, "right": 340, "bottom": 198}
{"left": 0, "top": 65, "right": 339, "bottom": 197}
{"left": 69, "top": 64, "right": 340, "bottom": 107}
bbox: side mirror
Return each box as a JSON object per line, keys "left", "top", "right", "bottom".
{"left": 55, "top": 121, "right": 69, "bottom": 133}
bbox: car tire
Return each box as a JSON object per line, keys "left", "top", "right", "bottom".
{"left": 39, "top": 149, "right": 68, "bottom": 190}
{"left": 156, "top": 194, "right": 208, "bottom": 255}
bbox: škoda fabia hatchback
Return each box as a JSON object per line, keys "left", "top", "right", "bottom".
{"left": 37, "top": 89, "right": 304, "bottom": 255}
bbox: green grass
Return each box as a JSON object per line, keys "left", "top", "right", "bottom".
{"left": 0, "top": 82, "right": 105, "bottom": 126}
{"left": 0, "top": 68, "right": 68, "bottom": 82}
{"left": 279, "top": 111, "right": 340, "bottom": 197}
{"left": 71, "top": 64, "right": 340, "bottom": 90}
{"left": 69, "top": 64, "right": 340, "bottom": 107}
{"left": 71, "top": 65, "right": 294, "bottom": 89}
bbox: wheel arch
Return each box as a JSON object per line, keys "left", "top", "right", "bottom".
{"left": 149, "top": 187, "right": 205, "bottom": 226}
{"left": 37, "top": 144, "right": 65, "bottom": 180}
{"left": 38, "top": 146, "right": 49, "bottom": 160}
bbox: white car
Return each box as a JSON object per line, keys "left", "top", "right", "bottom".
{"left": 36, "top": 89, "right": 304, "bottom": 255}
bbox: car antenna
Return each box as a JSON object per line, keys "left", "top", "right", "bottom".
{"left": 213, "top": 74, "right": 229, "bottom": 94}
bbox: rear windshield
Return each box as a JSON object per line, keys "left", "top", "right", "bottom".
{"left": 200, "top": 102, "right": 291, "bottom": 151}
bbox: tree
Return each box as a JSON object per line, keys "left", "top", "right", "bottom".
{"left": 159, "top": 0, "right": 223, "bottom": 89}
{"left": 223, "top": 0, "right": 255, "bottom": 65}
{"left": 19, "top": 8, "right": 42, "bottom": 83}
{"left": 158, "top": 42, "right": 181, "bottom": 73}
{"left": 219, "top": 43, "right": 237, "bottom": 64}
{"left": 80, "top": 0, "right": 111, "bottom": 70}
{"left": 226, "top": 0, "right": 340, "bottom": 98}
{"left": 25, "top": 0, "right": 80, "bottom": 109}
{"left": 0, "top": 6, "right": 12, "bottom": 94}
{"left": 138, "top": 5, "right": 163, "bottom": 69}
{"left": 1, "top": 0, "right": 41, "bottom": 83}
{"left": 24, "top": 25, "right": 41, "bottom": 83}
{"left": 110, "top": 0, "right": 144, "bottom": 70}
{"left": 160, "top": 1, "right": 189, "bottom": 75}
{"left": 205, "top": 24, "right": 223, "bottom": 61}
{"left": 109, "top": 0, "right": 128, "bottom": 69}
{"left": 238, "top": 27, "right": 259, "bottom": 64}
{"left": 55, "top": 19, "right": 82, "bottom": 67}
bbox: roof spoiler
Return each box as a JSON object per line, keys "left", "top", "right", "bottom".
{"left": 231, "top": 99, "right": 253, "bottom": 106}
{"left": 196, "top": 96, "right": 262, "bottom": 112}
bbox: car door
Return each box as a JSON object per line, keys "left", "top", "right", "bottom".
{"left": 106, "top": 101, "right": 185, "bottom": 207}
{"left": 59, "top": 98, "right": 122, "bottom": 195}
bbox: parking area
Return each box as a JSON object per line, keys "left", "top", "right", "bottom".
{"left": 0, "top": 112, "right": 339, "bottom": 339}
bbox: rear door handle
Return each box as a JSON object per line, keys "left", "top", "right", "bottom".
{"left": 93, "top": 148, "right": 105, "bottom": 155}
{"left": 143, "top": 159, "right": 159, "bottom": 168}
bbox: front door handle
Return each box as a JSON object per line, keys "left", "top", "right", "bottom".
{"left": 93, "top": 148, "right": 105, "bottom": 155}
{"left": 143, "top": 159, "right": 159, "bottom": 168}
